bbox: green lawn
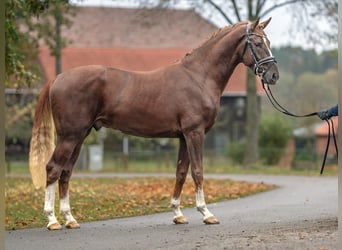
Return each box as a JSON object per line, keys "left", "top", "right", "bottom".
{"left": 6, "top": 158, "right": 338, "bottom": 176}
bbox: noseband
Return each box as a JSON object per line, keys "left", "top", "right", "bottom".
{"left": 242, "top": 24, "right": 277, "bottom": 77}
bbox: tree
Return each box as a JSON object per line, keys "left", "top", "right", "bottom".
{"left": 259, "top": 113, "right": 292, "bottom": 165}
{"left": 5, "top": 0, "right": 74, "bottom": 87}
{"left": 36, "top": 2, "right": 75, "bottom": 75}
{"left": 5, "top": 0, "right": 75, "bottom": 158}
{"left": 5, "top": 0, "right": 47, "bottom": 87}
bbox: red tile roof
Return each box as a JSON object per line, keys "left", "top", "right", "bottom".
{"left": 60, "top": 7, "right": 218, "bottom": 49}
{"left": 314, "top": 117, "right": 338, "bottom": 136}
{"left": 38, "top": 46, "right": 263, "bottom": 95}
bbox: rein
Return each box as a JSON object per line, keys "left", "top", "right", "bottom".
{"left": 262, "top": 83, "right": 338, "bottom": 174}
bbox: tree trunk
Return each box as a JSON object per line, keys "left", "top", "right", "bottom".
{"left": 54, "top": 5, "right": 62, "bottom": 75}
{"left": 243, "top": 69, "right": 260, "bottom": 167}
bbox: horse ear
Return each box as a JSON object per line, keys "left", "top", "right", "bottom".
{"left": 250, "top": 18, "right": 260, "bottom": 32}
{"left": 259, "top": 17, "right": 272, "bottom": 29}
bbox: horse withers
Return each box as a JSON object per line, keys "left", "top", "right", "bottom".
{"left": 29, "top": 18, "right": 279, "bottom": 230}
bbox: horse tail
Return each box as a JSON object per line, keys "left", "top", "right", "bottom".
{"left": 29, "top": 80, "right": 55, "bottom": 189}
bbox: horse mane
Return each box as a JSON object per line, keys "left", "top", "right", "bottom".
{"left": 183, "top": 21, "right": 248, "bottom": 59}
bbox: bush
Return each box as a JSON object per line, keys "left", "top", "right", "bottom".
{"left": 226, "top": 139, "right": 246, "bottom": 165}
{"left": 259, "top": 114, "right": 292, "bottom": 165}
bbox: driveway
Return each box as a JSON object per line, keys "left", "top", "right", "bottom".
{"left": 5, "top": 174, "right": 338, "bottom": 249}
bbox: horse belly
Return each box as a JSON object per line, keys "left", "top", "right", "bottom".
{"left": 106, "top": 111, "right": 180, "bottom": 138}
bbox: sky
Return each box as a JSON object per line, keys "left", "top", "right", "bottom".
{"left": 71, "top": 0, "right": 337, "bottom": 53}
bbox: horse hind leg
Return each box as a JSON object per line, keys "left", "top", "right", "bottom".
{"left": 44, "top": 137, "right": 81, "bottom": 230}
{"left": 59, "top": 174, "right": 79, "bottom": 229}
{"left": 44, "top": 181, "right": 61, "bottom": 230}
{"left": 58, "top": 141, "right": 84, "bottom": 229}
{"left": 171, "top": 136, "right": 190, "bottom": 224}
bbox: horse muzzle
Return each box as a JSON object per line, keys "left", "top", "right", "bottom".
{"left": 256, "top": 60, "right": 279, "bottom": 85}
{"left": 262, "top": 65, "right": 279, "bottom": 85}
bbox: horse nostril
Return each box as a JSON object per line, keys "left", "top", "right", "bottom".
{"left": 272, "top": 73, "right": 279, "bottom": 81}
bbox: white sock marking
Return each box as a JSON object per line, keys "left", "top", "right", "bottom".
{"left": 196, "top": 189, "right": 214, "bottom": 220}
{"left": 60, "top": 190, "right": 77, "bottom": 225}
{"left": 171, "top": 197, "right": 184, "bottom": 219}
{"left": 44, "top": 183, "right": 58, "bottom": 227}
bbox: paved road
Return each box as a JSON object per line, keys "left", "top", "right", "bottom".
{"left": 5, "top": 174, "right": 338, "bottom": 249}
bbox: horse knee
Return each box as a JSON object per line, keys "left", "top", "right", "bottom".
{"left": 176, "top": 171, "right": 187, "bottom": 184}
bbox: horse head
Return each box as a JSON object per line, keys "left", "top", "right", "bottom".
{"left": 241, "top": 18, "right": 279, "bottom": 85}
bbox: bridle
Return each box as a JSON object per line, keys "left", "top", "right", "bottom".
{"left": 242, "top": 23, "right": 277, "bottom": 78}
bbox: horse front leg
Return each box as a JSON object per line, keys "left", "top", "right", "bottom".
{"left": 185, "top": 130, "right": 219, "bottom": 225}
{"left": 171, "top": 136, "right": 190, "bottom": 224}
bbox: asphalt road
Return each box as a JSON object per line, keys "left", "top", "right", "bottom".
{"left": 5, "top": 174, "right": 338, "bottom": 250}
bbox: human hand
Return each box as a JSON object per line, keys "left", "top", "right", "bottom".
{"left": 317, "top": 109, "right": 330, "bottom": 120}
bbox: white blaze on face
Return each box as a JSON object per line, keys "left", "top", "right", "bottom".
{"left": 263, "top": 36, "right": 273, "bottom": 57}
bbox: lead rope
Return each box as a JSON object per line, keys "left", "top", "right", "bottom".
{"left": 262, "top": 83, "right": 338, "bottom": 174}
{"left": 322, "top": 118, "right": 338, "bottom": 174}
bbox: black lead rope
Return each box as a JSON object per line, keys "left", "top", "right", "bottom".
{"left": 322, "top": 119, "right": 338, "bottom": 174}
{"left": 262, "top": 83, "right": 317, "bottom": 118}
{"left": 262, "top": 83, "right": 338, "bottom": 174}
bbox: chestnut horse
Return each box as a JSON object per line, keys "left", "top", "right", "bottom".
{"left": 29, "top": 18, "right": 279, "bottom": 230}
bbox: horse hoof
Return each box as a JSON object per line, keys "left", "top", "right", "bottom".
{"left": 173, "top": 216, "right": 189, "bottom": 224}
{"left": 47, "top": 222, "right": 62, "bottom": 230}
{"left": 66, "top": 221, "right": 80, "bottom": 229}
{"left": 203, "top": 216, "right": 220, "bottom": 225}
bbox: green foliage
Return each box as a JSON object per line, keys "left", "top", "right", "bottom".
{"left": 266, "top": 46, "right": 338, "bottom": 129}
{"left": 5, "top": 0, "right": 41, "bottom": 87}
{"left": 294, "top": 71, "right": 337, "bottom": 123}
{"left": 5, "top": 0, "right": 73, "bottom": 87}
{"left": 259, "top": 114, "right": 292, "bottom": 165}
{"left": 226, "top": 140, "right": 246, "bottom": 165}
{"left": 272, "top": 47, "right": 337, "bottom": 75}
{"left": 5, "top": 92, "right": 36, "bottom": 158}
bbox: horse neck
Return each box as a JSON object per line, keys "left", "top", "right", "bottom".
{"left": 181, "top": 25, "right": 245, "bottom": 94}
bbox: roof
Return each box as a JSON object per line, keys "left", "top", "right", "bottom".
{"left": 61, "top": 7, "right": 217, "bottom": 48}
{"left": 314, "top": 117, "right": 338, "bottom": 136}
{"left": 38, "top": 46, "right": 264, "bottom": 95}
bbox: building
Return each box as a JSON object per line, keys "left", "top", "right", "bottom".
{"left": 314, "top": 117, "right": 338, "bottom": 158}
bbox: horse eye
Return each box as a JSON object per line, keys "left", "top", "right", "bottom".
{"left": 255, "top": 43, "right": 262, "bottom": 48}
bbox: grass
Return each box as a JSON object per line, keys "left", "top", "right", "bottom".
{"left": 6, "top": 158, "right": 338, "bottom": 176}
{"left": 5, "top": 177, "right": 276, "bottom": 230}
